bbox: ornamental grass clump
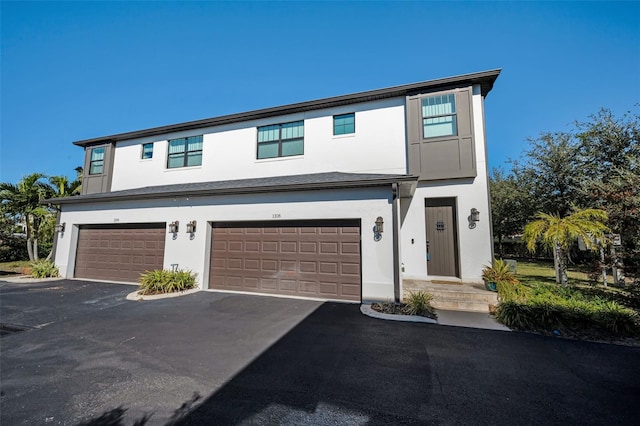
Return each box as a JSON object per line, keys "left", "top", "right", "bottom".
{"left": 30, "top": 260, "right": 59, "bottom": 278}
{"left": 404, "top": 291, "right": 436, "bottom": 317}
{"left": 138, "top": 269, "right": 197, "bottom": 295}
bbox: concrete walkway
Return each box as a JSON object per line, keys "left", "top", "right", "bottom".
{"left": 436, "top": 309, "right": 510, "bottom": 331}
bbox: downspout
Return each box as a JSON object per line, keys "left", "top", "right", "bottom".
{"left": 392, "top": 183, "right": 401, "bottom": 303}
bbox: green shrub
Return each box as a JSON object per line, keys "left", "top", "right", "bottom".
{"left": 495, "top": 288, "right": 640, "bottom": 337}
{"left": 138, "top": 269, "right": 197, "bottom": 295}
{"left": 404, "top": 291, "right": 436, "bottom": 317}
{"left": 30, "top": 260, "right": 59, "bottom": 278}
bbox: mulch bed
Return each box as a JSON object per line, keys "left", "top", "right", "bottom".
{"left": 370, "top": 302, "right": 437, "bottom": 320}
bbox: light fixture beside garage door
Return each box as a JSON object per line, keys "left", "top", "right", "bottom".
{"left": 186, "top": 220, "right": 197, "bottom": 239}
{"left": 168, "top": 221, "right": 179, "bottom": 233}
{"left": 374, "top": 216, "right": 384, "bottom": 242}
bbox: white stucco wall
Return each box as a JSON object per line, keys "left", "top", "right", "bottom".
{"left": 399, "top": 85, "right": 492, "bottom": 283}
{"left": 109, "top": 98, "right": 407, "bottom": 191}
{"left": 54, "top": 187, "right": 396, "bottom": 302}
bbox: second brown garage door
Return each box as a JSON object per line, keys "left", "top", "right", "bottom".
{"left": 209, "top": 221, "right": 361, "bottom": 301}
{"left": 74, "top": 223, "right": 165, "bottom": 282}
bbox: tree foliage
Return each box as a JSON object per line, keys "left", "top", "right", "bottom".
{"left": 490, "top": 107, "right": 639, "bottom": 279}
{"left": 490, "top": 168, "right": 534, "bottom": 255}
{"left": 522, "top": 209, "right": 609, "bottom": 286}
{"left": 0, "top": 169, "right": 82, "bottom": 262}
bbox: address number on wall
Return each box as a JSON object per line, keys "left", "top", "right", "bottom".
{"left": 272, "top": 213, "right": 282, "bottom": 219}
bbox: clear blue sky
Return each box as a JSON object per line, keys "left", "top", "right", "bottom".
{"left": 1, "top": 1, "right": 639, "bottom": 184}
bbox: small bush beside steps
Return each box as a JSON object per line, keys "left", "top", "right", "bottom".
{"left": 371, "top": 291, "right": 437, "bottom": 320}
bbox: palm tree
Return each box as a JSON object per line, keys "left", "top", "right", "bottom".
{"left": 49, "top": 175, "right": 81, "bottom": 198}
{"left": 45, "top": 174, "right": 82, "bottom": 260}
{"left": 0, "top": 173, "right": 54, "bottom": 261}
{"left": 522, "top": 208, "right": 609, "bottom": 286}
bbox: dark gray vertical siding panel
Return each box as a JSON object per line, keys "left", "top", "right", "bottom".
{"left": 405, "top": 86, "right": 477, "bottom": 181}
{"left": 81, "top": 143, "right": 114, "bottom": 195}
{"left": 459, "top": 137, "right": 475, "bottom": 171}
{"left": 104, "top": 142, "right": 116, "bottom": 192}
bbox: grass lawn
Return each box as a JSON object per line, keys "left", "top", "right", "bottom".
{"left": 515, "top": 258, "right": 613, "bottom": 285}
{"left": 0, "top": 260, "right": 32, "bottom": 275}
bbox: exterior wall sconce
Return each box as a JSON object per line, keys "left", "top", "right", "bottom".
{"left": 54, "top": 222, "right": 66, "bottom": 233}
{"left": 374, "top": 216, "right": 384, "bottom": 241}
{"left": 168, "top": 221, "right": 179, "bottom": 233}
{"left": 186, "top": 220, "right": 197, "bottom": 234}
{"left": 469, "top": 208, "right": 480, "bottom": 229}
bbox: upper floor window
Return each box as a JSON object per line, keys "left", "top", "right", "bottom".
{"left": 89, "top": 147, "right": 105, "bottom": 175}
{"left": 141, "top": 143, "right": 154, "bottom": 159}
{"left": 167, "top": 136, "right": 203, "bottom": 168}
{"left": 333, "top": 113, "right": 355, "bottom": 135}
{"left": 257, "top": 121, "right": 304, "bottom": 159}
{"left": 421, "top": 94, "right": 457, "bottom": 138}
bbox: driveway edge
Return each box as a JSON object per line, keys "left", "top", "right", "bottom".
{"left": 126, "top": 288, "right": 201, "bottom": 301}
{"left": 360, "top": 304, "right": 438, "bottom": 324}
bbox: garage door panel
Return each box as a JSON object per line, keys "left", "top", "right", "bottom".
{"left": 209, "top": 222, "right": 361, "bottom": 301}
{"left": 75, "top": 224, "right": 165, "bottom": 282}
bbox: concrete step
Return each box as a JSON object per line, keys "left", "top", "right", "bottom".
{"left": 425, "top": 287, "right": 497, "bottom": 300}
{"left": 430, "top": 297, "right": 493, "bottom": 313}
{"left": 403, "top": 280, "right": 498, "bottom": 313}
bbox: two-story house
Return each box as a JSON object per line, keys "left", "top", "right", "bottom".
{"left": 51, "top": 69, "right": 500, "bottom": 303}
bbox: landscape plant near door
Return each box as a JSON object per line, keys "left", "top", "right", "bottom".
{"left": 138, "top": 269, "right": 197, "bottom": 295}
{"left": 481, "top": 258, "right": 519, "bottom": 291}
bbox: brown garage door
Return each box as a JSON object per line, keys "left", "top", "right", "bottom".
{"left": 74, "top": 224, "right": 165, "bottom": 282}
{"left": 209, "top": 221, "right": 361, "bottom": 301}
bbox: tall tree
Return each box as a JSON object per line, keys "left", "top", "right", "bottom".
{"left": 0, "top": 173, "right": 54, "bottom": 261}
{"left": 489, "top": 168, "right": 535, "bottom": 256}
{"left": 511, "top": 132, "right": 583, "bottom": 217}
{"left": 522, "top": 209, "right": 609, "bottom": 286}
{"left": 575, "top": 108, "right": 640, "bottom": 277}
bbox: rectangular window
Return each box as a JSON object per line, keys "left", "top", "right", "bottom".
{"left": 333, "top": 113, "right": 355, "bottom": 135}
{"left": 257, "top": 121, "right": 304, "bottom": 159}
{"left": 422, "top": 93, "right": 457, "bottom": 138}
{"left": 89, "top": 147, "right": 105, "bottom": 175}
{"left": 167, "top": 135, "right": 203, "bottom": 168}
{"left": 141, "top": 143, "right": 154, "bottom": 159}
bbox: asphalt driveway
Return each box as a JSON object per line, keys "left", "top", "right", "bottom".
{"left": 1, "top": 279, "right": 639, "bottom": 425}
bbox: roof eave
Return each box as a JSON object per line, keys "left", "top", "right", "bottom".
{"left": 72, "top": 69, "right": 501, "bottom": 147}
{"left": 43, "top": 175, "right": 418, "bottom": 205}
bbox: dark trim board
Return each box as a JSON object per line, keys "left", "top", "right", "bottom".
{"left": 211, "top": 219, "right": 361, "bottom": 229}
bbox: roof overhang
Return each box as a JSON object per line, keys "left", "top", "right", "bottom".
{"left": 43, "top": 172, "right": 418, "bottom": 206}
{"left": 73, "top": 69, "right": 501, "bottom": 147}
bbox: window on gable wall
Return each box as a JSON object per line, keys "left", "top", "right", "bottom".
{"left": 421, "top": 93, "right": 457, "bottom": 138}
{"left": 141, "top": 143, "right": 153, "bottom": 159}
{"left": 89, "top": 147, "right": 105, "bottom": 175}
{"left": 333, "top": 113, "right": 355, "bottom": 135}
{"left": 257, "top": 121, "right": 304, "bottom": 159}
{"left": 167, "top": 136, "right": 203, "bottom": 168}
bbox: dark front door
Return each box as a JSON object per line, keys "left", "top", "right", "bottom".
{"left": 425, "top": 198, "right": 459, "bottom": 277}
